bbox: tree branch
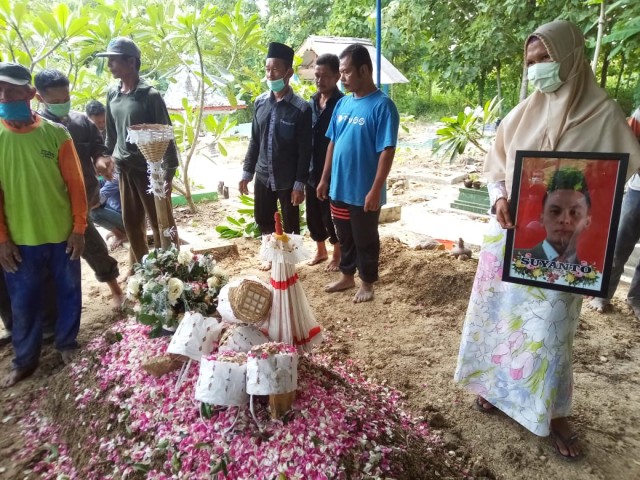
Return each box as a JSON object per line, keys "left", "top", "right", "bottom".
{"left": 10, "top": 20, "right": 34, "bottom": 67}
{"left": 33, "top": 36, "right": 68, "bottom": 66}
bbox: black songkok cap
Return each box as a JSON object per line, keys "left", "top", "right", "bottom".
{"left": 267, "top": 42, "right": 294, "bottom": 64}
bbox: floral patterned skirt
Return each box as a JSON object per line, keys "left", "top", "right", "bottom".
{"left": 454, "top": 219, "right": 582, "bottom": 436}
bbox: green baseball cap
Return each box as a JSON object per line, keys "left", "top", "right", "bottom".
{"left": 95, "top": 37, "right": 141, "bottom": 59}
{"left": 0, "top": 62, "right": 32, "bottom": 85}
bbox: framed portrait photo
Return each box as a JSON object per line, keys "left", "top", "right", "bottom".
{"left": 503, "top": 150, "right": 629, "bottom": 297}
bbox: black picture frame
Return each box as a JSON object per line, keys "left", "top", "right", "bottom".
{"left": 503, "top": 150, "right": 629, "bottom": 297}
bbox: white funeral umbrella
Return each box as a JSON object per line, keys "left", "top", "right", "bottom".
{"left": 261, "top": 213, "right": 323, "bottom": 352}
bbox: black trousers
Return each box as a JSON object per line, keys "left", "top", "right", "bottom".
{"left": 330, "top": 200, "right": 380, "bottom": 284}
{"left": 305, "top": 184, "right": 338, "bottom": 244}
{"left": 83, "top": 219, "right": 119, "bottom": 283}
{"left": 254, "top": 178, "right": 300, "bottom": 235}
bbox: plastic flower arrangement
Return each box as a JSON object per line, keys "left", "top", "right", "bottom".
{"left": 125, "top": 246, "right": 228, "bottom": 337}
{"left": 511, "top": 252, "right": 600, "bottom": 286}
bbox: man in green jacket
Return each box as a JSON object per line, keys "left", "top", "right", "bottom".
{"left": 97, "top": 38, "right": 179, "bottom": 273}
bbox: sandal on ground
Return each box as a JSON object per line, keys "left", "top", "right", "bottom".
{"left": 550, "top": 429, "right": 583, "bottom": 462}
{"left": 474, "top": 396, "right": 496, "bottom": 413}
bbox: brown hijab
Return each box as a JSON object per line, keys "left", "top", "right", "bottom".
{"left": 484, "top": 20, "right": 640, "bottom": 195}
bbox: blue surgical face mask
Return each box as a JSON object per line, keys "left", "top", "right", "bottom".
{"left": 46, "top": 101, "right": 71, "bottom": 118}
{"left": 266, "top": 77, "right": 286, "bottom": 93}
{"left": 0, "top": 100, "right": 32, "bottom": 121}
{"left": 527, "top": 62, "right": 563, "bottom": 93}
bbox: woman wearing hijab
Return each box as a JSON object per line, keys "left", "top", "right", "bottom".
{"left": 454, "top": 20, "right": 640, "bottom": 460}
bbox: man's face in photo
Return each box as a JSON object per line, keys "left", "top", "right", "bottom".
{"left": 541, "top": 189, "right": 591, "bottom": 254}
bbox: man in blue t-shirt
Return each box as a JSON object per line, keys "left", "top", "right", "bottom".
{"left": 317, "top": 44, "right": 399, "bottom": 303}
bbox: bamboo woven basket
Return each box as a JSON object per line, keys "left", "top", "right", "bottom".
{"left": 141, "top": 355, "right": 183, "bottom": 377}
{"left": 229, "top": 279, "right": 272, "bottom": 324}
{"left": 127, "top": 124, "right": 174, "bottom": 163}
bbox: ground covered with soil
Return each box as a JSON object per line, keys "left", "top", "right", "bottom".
{"left": 1, "top": 125, "right": 639, "bottom": 479}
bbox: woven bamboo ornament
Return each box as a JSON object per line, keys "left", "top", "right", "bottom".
{"left": 229, "top": 279, "right": 272, "bottom": 324}
{"left": 217, "top": 277, "right": 271, "bottom": 324}
{"left": 126, "top": 123, "right": 177, "bottom": 249}
{"left": 126, "top": 124, "right": 174, "bottom": 198}
{"left": 126, "top": 124, "right": 174, "bottom": 162}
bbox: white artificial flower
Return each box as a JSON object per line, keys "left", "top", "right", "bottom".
{"left": 167, "top": 277, "right": 185, "bottom": 306}
{"left": 177, "top": 250, "right": 192, "bottom": 266}
{"left": 127, "top": 277, "right": 141, "bottom": 299}
{"left": 212, "top": 266, "right": 226, "bottom": 277}
{"left": 207, "top": 276, "right": 221, "bottom": 289}
{"left": 142, "top": 280, "right": 158, "bottom": 295}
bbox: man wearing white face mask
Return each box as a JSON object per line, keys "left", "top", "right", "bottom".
{"left": 34, "top": 69, "right": 123, "bottom": 309}
{"left": 239, "top": 42, "right": 312, "bottom": 269}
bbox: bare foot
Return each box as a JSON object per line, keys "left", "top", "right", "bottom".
{"left": 1, "top": 365, "right": 37, "bottom": 388}
{"left": 111, "top": 293, "right": 125, "bottom": 311}
{"left": 550, "top": 417, "right": 582, "bottom": 460}
{"left": 308, "top": 254, "right": 328, "bottom": 266}
{"left": 108, "top": 236, "right": 126, "bottom": 251}
{"left": 353, "top": 281, "right": 374, "bottom": 303}
{"left": 259, "top": 261, "right": 272, "bottom": 271}
{"left": 325, "top": 258, "right": 340, "bottom": 272}
{"left": 106, "top": 280, "right": 125, "bottom": 311}
{"left": 475, "top": 395, "right": 495, "bottom": 412}
{"left": 0, "top": 333, "right": 11, "bottom": 348}
{"left": 60, "top": 350, "right": 78, "bottom": 366}
{"left": 118, "top": 269, "right": 134, "bottom": 285}
{"left": 325, "top": 244, "right": 341, "bottom": 272}
{"left": 586, "top": 297, "right": 610, "bottom": 313}
{"left": 107, "top": 230, "right": 127, "bottom": 251}
{"left": 325, "top": 274, "right": 355, "bottom": 293}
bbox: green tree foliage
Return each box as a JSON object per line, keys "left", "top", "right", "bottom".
{"left": 2, "top": 0, "right": 639, "bottom": 127}
{"left": 0, "top": 0, "right": 264, "bottom": 211}
{"left": 263, "top": 0, "right": 333, "bottom": 48}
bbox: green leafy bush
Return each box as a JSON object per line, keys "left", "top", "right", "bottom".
{"left": 215, "top": 195, "right": 261, "bottom": 239}
{"left": 215, "top": 194, "right": 307, "bottom": 239}
{"left": 433, "top": 96, "right": 501, "bottom": 164}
